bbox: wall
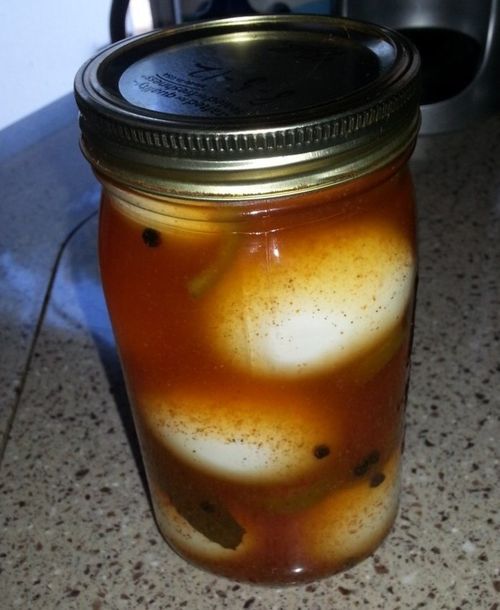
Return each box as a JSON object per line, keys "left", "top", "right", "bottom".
{"left": 0, "top": 1, "right": 112, "bottom": 131}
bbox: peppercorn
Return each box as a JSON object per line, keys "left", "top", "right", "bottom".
{"left": 142, "top": 228, "right": 161, "bottom": 247}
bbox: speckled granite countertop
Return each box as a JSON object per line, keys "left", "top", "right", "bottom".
{"left": 1, "top": 98, "right": 499, "bottom": 609}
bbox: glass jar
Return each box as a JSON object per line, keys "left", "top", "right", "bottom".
{"left": 75, "top": 15, "right": 420, "bottom": 585}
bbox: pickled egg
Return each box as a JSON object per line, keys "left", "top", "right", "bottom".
{"left": 202, "top": 221, "right": 415, "bottom": 377}
{"left": 303, "top": 450, "right": 400, "bottom": 562}
{"left": 144, "top": 386, "right": 339, "bottom": 483}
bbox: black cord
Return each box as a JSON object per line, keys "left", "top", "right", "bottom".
{"left": 0, "top": 209, "right": 98, "bottom": 467}
{"left": 110, "top": 0, "right": 130, "bottom": 42}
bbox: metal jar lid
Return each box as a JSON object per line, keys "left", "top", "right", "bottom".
{"left": 75, "top": 15, "right": 420, "bottom": 200}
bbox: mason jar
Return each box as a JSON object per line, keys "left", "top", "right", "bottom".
{"left": 75, "top": 15, "right": 420, "bottom": 585}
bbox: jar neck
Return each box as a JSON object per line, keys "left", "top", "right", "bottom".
{"left": 98, "top": 146, "right": 415, "bottom": 235}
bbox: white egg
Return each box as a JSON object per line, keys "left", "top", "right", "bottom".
{"left": 202, "top": 221, "right": 415, "bottom": 376}
{"left": 303, "top": 450, "right": 401, "bottom": 562}
{"left": 145, "top": 386, "right": 339, "bottom": 483}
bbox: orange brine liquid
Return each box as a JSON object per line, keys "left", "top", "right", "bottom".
{"left": 98, "top": 161, "right": 416, "bottom": 584}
